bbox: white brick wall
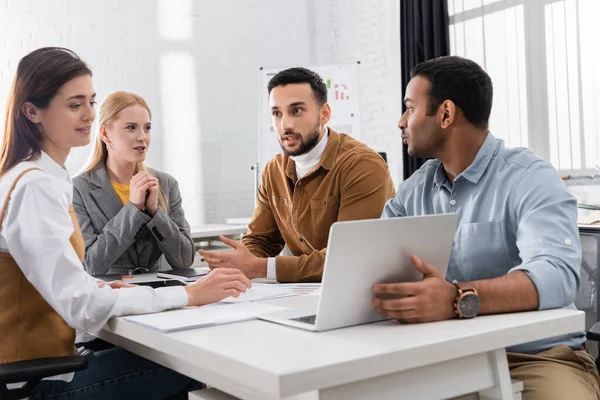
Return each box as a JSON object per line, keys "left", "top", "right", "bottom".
{"left": 0, "top": 0, "right": 310, "bottom": 225}
{"left": 308, "top": 0, "right": 403, "bottom": 184}
{"left": 0, "top": 0, "right": 168, "bottom": 170}
{"left": 154, "top": 0, "right": 311, "bottom": 225}
{"left": 0, "top": 0, "right": 400, "bottom": 225}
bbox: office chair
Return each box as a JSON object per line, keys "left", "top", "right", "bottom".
{"left": 0, "top": 356, "right": 88, "bottom": 400}
{"left": 577, "top": 225, "right": 600, "bottom": 370}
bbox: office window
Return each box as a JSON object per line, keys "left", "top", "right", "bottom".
{"left": 448, "top": 0, "right": 600, "bottom": 175}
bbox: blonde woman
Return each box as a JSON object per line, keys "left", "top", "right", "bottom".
{"left": 74, "top": 91, "right": 194, "bottom": 276}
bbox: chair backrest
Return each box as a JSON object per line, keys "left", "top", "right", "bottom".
{"left": 0, "top": 356, "right": 88, "bottom": 400}
{"left": 577, "top": 226, "right": 600, "bottom": 357}
{"left": 577, "top": 227, "right": 600, "bottom": 316}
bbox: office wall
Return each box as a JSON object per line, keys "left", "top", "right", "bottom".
{"left": 154, "top": 0, "right": 311, "bottom": 225}
{"left": 0, "top": 0, "right": 400, "bottom": 224}
{"left": 308, "top": 0, "right": 403, "bottom": 184}
{"left": 0, "top": 0, "right": 165, "bottom": 173}
{"left": 0, "top": 0, "right": 310, "bottom": 225}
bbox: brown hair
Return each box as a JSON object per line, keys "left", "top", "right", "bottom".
{"left": 81, "top": 91, "right": 167, "bottom": 212}
{"left": 0, "top": 47, "right": 92, "bottom": 176}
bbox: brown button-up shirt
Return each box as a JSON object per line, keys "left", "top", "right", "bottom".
{"left": 242, "top": 128, "right": 395, "bottom": 282}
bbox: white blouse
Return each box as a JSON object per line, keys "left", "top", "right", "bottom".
{"left": 0, "top": 152, "right": 188, "bottom": 335}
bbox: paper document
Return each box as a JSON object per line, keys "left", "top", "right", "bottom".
{"left": 306, "top": 287, "right": 321, "bottom": 296}
{"left": 219, "top": 283, "right": 296, "bottom": 303}
{"left": 278, "top": 283, "right": 321, "bottom": 296}
{"left": 124, "top": 302, "right": 287, "bottom": 333}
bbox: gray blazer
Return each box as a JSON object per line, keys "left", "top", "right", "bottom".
{"left": 72, "top": 165, "right": 195, "bottom": 276}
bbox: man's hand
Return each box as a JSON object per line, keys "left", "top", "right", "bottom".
{"left": 198, "top": 235, "right": 267, "bottom": 279}
{"left": 372, "top": 255, "right": 457, "bottom": 323}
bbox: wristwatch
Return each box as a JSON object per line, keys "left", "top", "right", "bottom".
{"left": 452, "top": 281, "right": 480, "bottom": 319}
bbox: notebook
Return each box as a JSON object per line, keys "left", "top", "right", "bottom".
{"left": 157, "top": 268, "right": 209, "bottom": 282}
{"left": 124, "top": 302, "right": 287, "bottom": 332}
{"left": 93, "top": 274, "right": 187, "bottom": 288}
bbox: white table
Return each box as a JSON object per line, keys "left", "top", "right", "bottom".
{"left": 226, "top": 217, "right": 252, "bottom": 226}
{"left": 190, "top": 224, "right": 248, "bottom": 252}
{"left": 189, "top": 224, "right": 246, "bottom": 265}
{"left": 98, "top": 295, "right": 584, "bottom": 400}
{"left": 190, "top": 224, "right": 247, "bottom": 241}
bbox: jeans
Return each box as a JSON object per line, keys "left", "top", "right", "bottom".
{"left": 30, "top": 346, "right": 203, "bottom": 399}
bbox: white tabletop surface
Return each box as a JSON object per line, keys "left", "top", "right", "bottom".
{"left": 100, "top": 295, "right": 584, "bottom": 399}
{"left": 225, "top": 217, "right": 252, "bottom": 225}
{"left": 190, "top": 224, "right": 247, "bottom": 239}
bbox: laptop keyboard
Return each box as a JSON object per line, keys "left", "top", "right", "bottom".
{"left": 291, "top": 314, "right": 317, "bottom": 324}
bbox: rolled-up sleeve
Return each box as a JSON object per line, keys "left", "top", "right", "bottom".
{"left": 508, "top": 160, "right": 581, "bottom": 310}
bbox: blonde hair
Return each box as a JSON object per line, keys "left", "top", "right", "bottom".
{"left": 81, "top": 91, "right": 167, "bottom": 212}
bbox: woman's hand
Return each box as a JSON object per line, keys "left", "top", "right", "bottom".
{"left": 184, "top": 268, "right": 252, "bottom": 306}
{"left": 129, "top": 171, "right": 158, "bottom": 211}
{"left": 145, "top": 180, "right": 159, "bottom": 216}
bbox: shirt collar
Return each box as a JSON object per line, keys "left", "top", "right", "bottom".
{"left": 433, "top": 132, "right": 498, "bottom": 188}
{"left": 37, "top": 151, "right": 71, "bottom": 182}
{"left": 459, "top": 132, "right": 498, "bottom": 184}
{"left": 317, "top": 126, "right": 340, "bottom": 171}
{"left": 433, "top": 160, "right": 447, "bottom": 188}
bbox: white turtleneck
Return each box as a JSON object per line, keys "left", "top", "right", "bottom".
{"left": 267, "top": 127, "right": 329, "bottom": 280}
{"left": 290, "top": 127, "right": 329, "bottom": 180}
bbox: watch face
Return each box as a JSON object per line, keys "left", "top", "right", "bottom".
{"left": 459, "top": 293, "right": 480, "bottom": 318}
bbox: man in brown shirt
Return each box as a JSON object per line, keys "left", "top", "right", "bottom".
{"left": 200, "top": 67, "right": 395, "bottom": 282}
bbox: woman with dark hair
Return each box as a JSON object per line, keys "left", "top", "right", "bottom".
{"left": 0, "top": 47, "right": 250, "bottom": 399}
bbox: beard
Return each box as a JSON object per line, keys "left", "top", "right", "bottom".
{"left": 279, "top": 118, "right": 322, "bottom": 157}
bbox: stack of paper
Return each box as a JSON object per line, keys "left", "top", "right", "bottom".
{"left": 279, "top": 283, "right": 321, "bottom": 296}
{"left": 124, "top": 302, "right": 286, "bottom": 333}
{"left": 219, "top": 283, "right": 296, "bottom": 303}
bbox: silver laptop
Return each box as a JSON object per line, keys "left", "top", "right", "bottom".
{"left": 259, "top": 213, "right": 457, "bottom": 331}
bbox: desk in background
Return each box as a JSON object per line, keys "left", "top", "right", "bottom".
{"left": 225, "top": 217, "right": 252, "bottom": 226}
{"left": 189, "top": 224, "right": 246, "bottom": 268}
{"left": 98, "top": 289, "right": 584, "bottom": 400}
{"left": 190, "top": 224, "right": 247, "bottom": 248}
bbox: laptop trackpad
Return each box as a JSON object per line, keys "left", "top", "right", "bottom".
{"left": 290, "top": 314, "right": 317, "bottom": 324}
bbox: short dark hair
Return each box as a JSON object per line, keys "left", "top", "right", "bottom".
{"left": 410, "top": 56, "right": 493, "bottom": 129}
{"left": 267, "top": 67, "right": 328, "bottom": 105}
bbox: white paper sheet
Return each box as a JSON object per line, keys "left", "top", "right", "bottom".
{"left": 278, "top": 283, "right": 321, "bottom": 296}
{"left": 124, "top": 302, "right": 287, "bottom": 333}
{"left": 219, "top": 283, "right": 297, "bottom": 303}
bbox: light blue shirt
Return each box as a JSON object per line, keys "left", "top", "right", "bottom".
{"left": 382, "top": 133, "right": 584, "bottom": 354}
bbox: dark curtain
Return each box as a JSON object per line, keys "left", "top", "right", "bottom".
{"left": 400, "top": 0, "right": 450, "bottom": 179}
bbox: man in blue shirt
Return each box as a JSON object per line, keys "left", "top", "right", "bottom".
{"left": 374, "top": 56, "right": 599, "bottom": 399}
